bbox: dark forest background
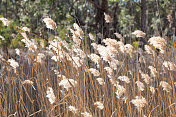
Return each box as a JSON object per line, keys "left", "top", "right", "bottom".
{"left": 0, "top": 0, "right": 175, "bottom": 48}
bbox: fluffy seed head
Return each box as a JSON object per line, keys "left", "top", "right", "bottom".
{"left": 8, "top": 59, "right": 19, "bottom": 70}
{"left": 70, "top": 29, "right": 81, "bottom": 47}
{"left": 94, "top": 101, "right": 104, "bottom": 110}
{"left": 145, "top": 45, "right": 154, "bottom": 54}
{"left": 88, "top": 54, "right": 100, "bottom": 64}
{"left": 88, "top": 68, "right": 100, "bottom": 77}
{"left": 43, "top": 18, "right": 57, "bottom": 30}
{"left": 36, "top": 53, "right": 46, "bottom": 63}
{"left": 148, "top": 37, "right": 167, "bottom": 54}
{"left": 150, "top": 86, "right": 155, "bottom": 94}
{"left": 108, "top": 75, "right": 119, "bottom": 87}
{"left": 115, "top": 85, "right": 126, "bottom": 99}
{"left": 0, "top": 17, "right": 10, "bottom": 26}
{"left": 97, "top": 45, "right": 113, "bottom": 62}
{"left": 22, "top": 80, "right": 36, "bottom": 90}
{"left": 141, "top": 73, "right": 152, "bottom": 84}
{"left": 136, "top": 81, "right": 145, "bottom": 91}
{"left": 163, "top": 61, "right": 176, "bottom": 71}
{"left": 131, "top": 96, "right": 147, "bottom": 111}
{"left": 148, "top": 66, "right": 157, "bottom": 77}
{"left": 96, "top": 78, "right": 105, "bottom": 85}
{"left": 125, "top": 44, "right": 134, "bottom": 55}
{"left": 81, "top": 112, "right": 92, "bottom": 117}
{"left": 167, "top": 15, "right": 172, "bottom": 22}
{"left": 104, "top": 67, "right": 113, "bottom": 75}
{"left": 0, "top": 35, "right": 5, "bottom": 40}
{"left": 73, "top": 48, "right": 86, "bottom": 59}
{"left": 132, "top": 30, "right": 146, "bottom": 38}
{"left": 114, "top": 33, "right": 123, "bottom": 40}
{"left": 160, "top": 81, "right": 172, "bottom": 92}
{"left": 71, "top": 56, "right": 83, "bottom": 68}
{"left": 48, "top": 38, "right": 62, "bottom": 53}
{"left": 51, "top": 54, "right": 64, "bottom": 62}
{"left": 118, "top": 76, "right": 130, "bottom": 84}
{"left": 91, "top": 43, "right": 98, "bottom": 50}
{"left": 22, "top": 80, "right": 33, "bottom": 85}
{"left": 21, "top": 27, "right": 30, "bottom": 33}
{"left": 104, "top": 13, "right": 112, "bottom": 23}
{"left": 21, "top": 33, "right": 37, "bottom": 52}
{"left": 103, "top": 38, "right": 119, "bottom": 49}
{"left": 68, "top": 105, "right": 78, "bottom": 114}
{"left": 89, "top": 33, "right": 95, "bottom": 41}
{"left": 73, "top": 23, "right": 83, "bottom": 39}
{"left": 59, "top": 77, "right": 77, "bottom": 91}
{"left": 46, "top": 87, "right": 56, "bottom": 104}
{"left": 15, "top": 48, "right": 20, "bottom": 56}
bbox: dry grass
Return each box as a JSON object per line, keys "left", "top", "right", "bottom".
{"left": 0, "top": 21, "right": 175, "bottom": 117}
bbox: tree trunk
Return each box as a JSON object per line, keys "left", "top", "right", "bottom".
{"left": 112, "top": 3, "right": 119, "bottom": 38}
{"left": 0, "top": 0, "right": 2, "bottom": 11}
{"left": 171, "top": 2, "right": 175, "bottom": 35}
{"left": 141, "top": 0, "right": 146, "bottom": 33}
{"left": 88, "top": 0, "right": 109, "bottom": 44}
{"left": 140, "top": 0, "right": 147, "bottom": 49}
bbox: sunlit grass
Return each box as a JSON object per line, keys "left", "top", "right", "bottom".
{"left": 0, "top": 18, "right": 175, "bottom": 117}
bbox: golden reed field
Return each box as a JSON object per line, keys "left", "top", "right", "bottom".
{"left": 0, "top": 17, "right": 175, "bottom": 117}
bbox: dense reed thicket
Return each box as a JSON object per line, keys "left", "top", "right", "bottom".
{"left": 0, "top": 16, "right": 175, "bottom": 117}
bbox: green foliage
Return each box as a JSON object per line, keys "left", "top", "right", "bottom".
{"left": 0, "top": 0, "right": 174, "bottom": 48}
{"left": 109, "top": 0, "right": 120, "bottom": 4}
{"left": 0, "top": 16, "right": 26, "bottom": 48}
{"left": 132, "top": 41, "right": 139, "bottom": 49}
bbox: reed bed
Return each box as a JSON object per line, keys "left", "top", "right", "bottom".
{"left": 0, "top": 17, "right": 175, "bottom": 117}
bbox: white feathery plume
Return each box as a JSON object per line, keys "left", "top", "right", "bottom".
{"left": 59, "top": 76, "right": 77, "bottom": 91}
{"left": 163, "top": 61, "right": 176, "bottom": 71}
{"left": 43, "top": 18, "right": 57, "bottom": 30}
{"left": 94, "top": 101, "right": 104, "bottom": 110}
{"left": 104, "top": 12, "right": 112, "bottom": 23}
{"left": 125, "top": 44, "right": 134, "bottom": 55}
{"left": 68, "top": 105, "right": 78, "bottom": 114}
{"left": 96, "top": 78, "right": 105, "bottom": 85}
{"left": 0, "top": 17, "right": 10, "bottom": 26}
{"left": 115, "top": 85, "right": 126, "bottom": 99}
{"left": 145, "top": 45, "right": 154, "bottom": 54}
{"left": 131, "top": 96, "right": 147, "bottom": 111}
{"left": 73, "top": 48, "right": 86, "bottom": 59}
{"left": 141, "top": 73, "right": 152, "bottom": 84}
{"left": 89, "top": 33, "right": 95, "bottom": 41}
{"left": 88, "top": 68, "right": 100, "bottom": 77}
{"left": 46, "top": 87, "right": 56, "bottom": 104}
{"left": 73, "top": 23, "right": 84, "bottom": 39}
{"left": 21, "top": 27, "right": 30, "bottom": 33}
{"left": 104, "top": 67, "right": 113, "bottom": 76}
{"left": 148, "top": 37, "right": 166, "bottom": 54}
{"left": 118, "top": 76, "right": 130, "bottom": 84}
{"left": 132, "top": 30, "right": 146, "bottom": 38}
{"left": 136, "top": 81, "right": 145, "bottom": 91}
{"left": 22, "top": 80, "right": 36, "bottom": 90}
{"left": 160, "top": 81, "right": 172, "bottom": 92}
{"left": 15, "top": 48, "right": 20, "bottom": 56}
{"left": 150, "top": 86, "right": 155, "bottom": 94}
{"left": 0, "top": 35, "right": 5, "bottom": 40}
{"left": 21, "top": 32, "right": 37, "bottom": 52}
{"left": 88, "top": 54, "right": 100, "bottom": 65}
{"left": 81, "top": 112, "right": 92, "bottom": 117}
{"left": 148, "top": 66, "right": 157, "bottom": 77}
{"left": 8, "top": 59, "right": 19, "bottom": 73}
{"left": 36, "top": 53, "right": 46, "bottom": 63}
